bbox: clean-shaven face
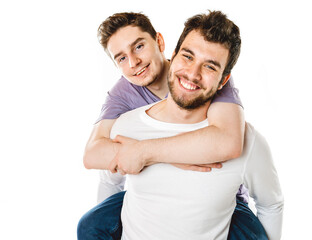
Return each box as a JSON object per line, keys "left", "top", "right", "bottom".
{"left": 107, "top": 26, "right": 165, "bottom": 87}
{"left": 168, "top": 30, "right": 229, "bottom": 110}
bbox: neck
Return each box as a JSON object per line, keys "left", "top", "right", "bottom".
{"left": 147, "top": 94, "right": 210, "bottom": 124}
{"left": 146, "top": 59, "right": 170, "bottom": 99}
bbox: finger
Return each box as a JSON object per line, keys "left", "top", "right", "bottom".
{"left": 199, "top": 166, "right": 212, "bottom": 172}
{"left": 112, "top": 135, "right": 122, "bottom": 143}
{"left": 110, "top": 166, "right": 118, "bottom": 173}
{"left": 188, "top": 165, "right": 211, "bottom": 172}
{"left": 203, "top": 163, "right": 222, "bottom": 169}
{"left": 108, "top": 157, "right": 118, "bottom": 173}
{"left": 213, "top": 163, "right": 223, "bottom": 168}
{"left": 118, "top": 169, "right": 126, "bottom": 175}
{"left": 109, "top": 164, "right": 117, "bottom": 173}
{"left": 114, "top": 135, "right": 129, "bottom": 144}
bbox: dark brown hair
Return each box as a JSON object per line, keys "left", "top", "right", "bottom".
{"left": 174, "top": 10, "right": 241, "bottom": 79}
{"left": 98, "top": 12, "right": 157, "bottom": 53}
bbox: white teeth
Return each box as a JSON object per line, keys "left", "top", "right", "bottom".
{"left": 136, "top": 66, "right": 147, "bottom": 76}
{"left": 180, "top": 79, "right": 197, "bottom": 90}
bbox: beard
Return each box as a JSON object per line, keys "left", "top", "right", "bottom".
{"left": 168, "top": 72, "right": 218, "bottom": 110}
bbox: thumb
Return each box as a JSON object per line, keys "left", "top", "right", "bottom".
{"left": 113, "top": 135, "right": 125, "bottom": 144}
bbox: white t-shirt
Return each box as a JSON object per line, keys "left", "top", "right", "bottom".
{"left": 107, "top": 104, "right": 283, "bottom": 240}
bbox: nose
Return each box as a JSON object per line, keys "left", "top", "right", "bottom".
{"left": 186, "top": 63, "right": 202, "bottom": 82}
{"left": 128, "top": 54, "right": 141, "bottom": 68}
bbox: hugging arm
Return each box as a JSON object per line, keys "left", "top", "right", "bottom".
{"left": 144, "top": 102, "right": 244, "bottom": 164}
{"left": 113, "top": 77, "right": 245, "bottom": 173}
{"left": 112, "top": 101, "right": 245, "bottom": 173}
{"left": 83, "top": 119, "right": 120, "bottom": 170}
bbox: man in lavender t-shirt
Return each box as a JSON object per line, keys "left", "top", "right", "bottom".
{"left": 77, "top": 12, "right": 266, "bottom": 240}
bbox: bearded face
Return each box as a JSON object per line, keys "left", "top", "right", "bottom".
{"left": 166, "top": 30, "right": 230, "bottom": 111}
{"left": 168, "top": 71, "right": 219, "bottom": 110}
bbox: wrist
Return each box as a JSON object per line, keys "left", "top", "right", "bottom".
{"left": 112, "top": 141, "right": 121, "bottom": 156}
{"left": 140, "top": 139, "right": 154, "bottom": 166}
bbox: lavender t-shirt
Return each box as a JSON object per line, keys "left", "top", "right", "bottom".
{"left": 96, "top": 75, "right": 248, "bottom": 203}
{"left": 96, "top": 75, "right": 242, "bottom": 122}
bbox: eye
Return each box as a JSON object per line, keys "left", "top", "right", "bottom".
{"left": 204, "top": 64, "right": 216, "bottom": 71}
{"left": 183, "top": 54, "right": 192, "bottom": 60}
{"left": 118, "top": 56, "right": 126, "bottom": 63}
{"left": 135, "top": 44, "right": 144, "bottom": 51}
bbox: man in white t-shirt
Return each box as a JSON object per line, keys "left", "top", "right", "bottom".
{"left": 107, "top": 10, "right": 283, "bottom": 240}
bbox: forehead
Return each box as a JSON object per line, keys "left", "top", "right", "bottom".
{"left": 107, "top": 25, "right": 154, "bottom": 56}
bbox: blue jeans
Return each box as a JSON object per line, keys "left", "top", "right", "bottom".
{"left": 77, "top": 191, "right": 125, "bottom": 240}
{"left": 77, "top": 191, "right": 268, "bottom": 240}
{"left": 227, "top": 197, "right": 268, "bottom": 240}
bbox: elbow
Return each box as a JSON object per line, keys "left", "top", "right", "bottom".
{"left": 227, "top": 140, "right": 244, "bottom": 159}
{"left": 232, "top": 144, "right": 243, "bottom": 159}
{"left": 83, "top": 151, "right": 94, "bottom": 169}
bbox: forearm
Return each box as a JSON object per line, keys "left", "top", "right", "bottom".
{"left": 257, "top": 203, "right": 284, "bottom": 240}
{"left": 143, "top": 103, "right": 244, "bottom": 165}
{"left": 143, "top": 124, "right": 243, "bottom": 165}
{"left": 83, "top": 119, "right": 119, "bottom": 170}
{"left": 83, "top": 137, "right": 120, "bottom": 170}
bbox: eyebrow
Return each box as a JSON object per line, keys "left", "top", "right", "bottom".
{"left": 181, "top": 47, "right": 222, "bottom": 69}
{"left": 113, "top": 37, "right": 145, "bottom": 60}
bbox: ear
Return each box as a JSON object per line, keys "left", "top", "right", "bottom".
{"left": 218, "top": 74, "right": 231, "bottom": 90}
{"left": 156, "top": 32, "right": 165, "bottom": 52}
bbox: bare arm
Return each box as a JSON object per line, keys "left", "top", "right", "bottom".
{"left": 83, "top": 119, "right": 120, "bottom": 170}
{"left": 146, "top": 102, "right": 244, "bottom": 164}
{"left": 112, "top": 102, "right": 245, "bottom": 173}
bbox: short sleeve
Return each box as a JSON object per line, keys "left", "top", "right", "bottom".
{"left": 95, "top": 77, "right": 137, "bottom": 123}
{"left": 95, "top": 76, "right": 159, "bottom": 124}
{"left": 211, "top": 75, "right": 243, "bottom": 108}
{"left": 95, "top": 91, "right": 132, "bottom": 123}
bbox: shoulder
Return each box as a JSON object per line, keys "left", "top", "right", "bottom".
{"left": 110, "top": 103, "right": 155, "bottom": 139}
{"left": 117, "top": 103, "right": 155, "bottom": 121}
{"left": 109, "top": 76, "right": 139, "bottom": 95}
{"left": 243, "top": 123, "right": 259, "bottom": 153}
{"left": 108, "top": 76, "right": 151, "bottom": 103}
{"left": 245, "top": 123, "right": 269, "bottom": 149}
{"left": 243, "top": 122, "right": 273, "bottom": 170}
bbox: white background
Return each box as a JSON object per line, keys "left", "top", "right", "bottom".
{"left": 0, "top": 0, "right": 311, "bottom": 239}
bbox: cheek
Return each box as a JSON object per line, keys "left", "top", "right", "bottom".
{"left": 118, "top": 65, "right": 130, "bottom": 76}
{"left": 201, "top": 78, "right": 216, "bottom": 91}
{"left": 170, "top": 61, "right": 184, "bottom": 74}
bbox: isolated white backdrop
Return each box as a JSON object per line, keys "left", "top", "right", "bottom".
{"left": 0, "top": 0, "right": 311, "bottom": 239}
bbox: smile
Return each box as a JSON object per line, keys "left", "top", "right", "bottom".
{"left": 134, "top": 64, "right": 149, "bottom": 76}
{"left": 179, "top": 78, "right": 199, "bottom": 91}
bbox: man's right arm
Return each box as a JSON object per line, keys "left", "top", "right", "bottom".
{"left": 83, "top": 76, "right": 132, "bottom": 170}
{"left": 244, "top": 123, "right": 284, "bottom": 240}
{"left": 83, "top": 119, "right": 120, "bottom": 170}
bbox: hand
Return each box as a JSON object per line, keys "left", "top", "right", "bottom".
{"left": 108, "top": 135, "right": 146, "bottom": 175}
{"left": 171, "top": 162, "right": 223, "bottom": 172}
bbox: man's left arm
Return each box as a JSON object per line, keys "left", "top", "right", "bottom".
{"left": 111, "top": 102, "right": 245, "bottom": 173}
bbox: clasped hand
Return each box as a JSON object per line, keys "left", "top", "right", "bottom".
{"left": 109, "top": 135, "right": 146, "bottom": 175}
